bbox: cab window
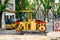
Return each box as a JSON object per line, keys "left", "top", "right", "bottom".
{"left": 19, "top": 12, "right": 29, "bottom": 22}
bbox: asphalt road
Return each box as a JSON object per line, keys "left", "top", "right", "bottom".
{"left": 0, "top": 29, "right": 47, "bottom": 35}
{"left": 0, "top": 29, "right": 59, "bottom": 40}
{"left": 0, "top": 29, "right": 17, "bottom": 35}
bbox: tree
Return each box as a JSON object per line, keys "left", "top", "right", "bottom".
{"left": 16, "top": 0, "right": 34, "bottom": 18}
{"left": 40, "top": 0, "right": 53, "bottom": 22}
{"left": 16, "top": 0, "right": 31, "bottom": 18}
{"left": 57, "top": 4, "right": 60, "bottom": 19}
{"left": 0, "top": 0, "right": 9, "bottom": 27}
{"left": 15, "top": 0, "right": 20, "bottom": 18}
{"left": 16, "top": 0, "right": 44, "bottom": 19}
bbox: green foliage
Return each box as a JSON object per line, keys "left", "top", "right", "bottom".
{"left": 40, "top": 0, "right": 52, "bottom": 10}
{"left": 15, "top": 0, "right": 20, "bottom": 18}
{"left": 16, "top": 0, "right": 34, "bottom": 18}
{"left": 0, "top": 0, "right": 1, "bottom": 11}
{"left": 4, "top": 0, "right": 9, "bottom": 11}
{"left": 57, "top": 5, "right": 60, "bottom": 17}
{"left": 40, "top": 0, "right": 53, "bottom": 21}
{"left": 0, "top": 0, "right": 9, "bottom": 12}
{"left": 24, "top": 0, "right": 30, "bottom": 9}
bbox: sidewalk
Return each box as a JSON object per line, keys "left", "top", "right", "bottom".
{"left": 0, "top": 35, "right": 50, "bottom": 40}
{"left": 47, "top": 31, "right": 60, "bottom": 39}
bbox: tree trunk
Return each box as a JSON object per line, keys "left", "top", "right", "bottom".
{"left": 21, "top": 0, "right": 25, "bottom": 9}
{"left": 46, "top": 9, "right": 49, "bottom": 22}
{"left": 0, "top": 12, "right": 2, "bottom": 28}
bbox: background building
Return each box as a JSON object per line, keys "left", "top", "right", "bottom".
{"left": 1, "top": 0, "right": 16, "bottom": 29}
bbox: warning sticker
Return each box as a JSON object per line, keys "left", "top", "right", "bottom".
{"left": 54, "top": 21, "right": 60, "bottom": 32}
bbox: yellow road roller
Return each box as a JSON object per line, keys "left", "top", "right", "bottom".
{"left": 12, "top": 10, "right": 46, "bottom": 33}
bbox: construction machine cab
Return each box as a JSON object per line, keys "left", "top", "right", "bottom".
{"left": 19, "top": 10, "right": 33, "bottom": 22}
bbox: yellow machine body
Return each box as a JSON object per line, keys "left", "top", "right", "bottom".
{"left": 13, "top": 10, "right": 46, "bottom": 32}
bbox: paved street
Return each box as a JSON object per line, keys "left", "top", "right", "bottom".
{"left": 0, "top": 29, "right": 60, "bottom": 40}
{"left": 0, "top": 29, "right": 17, "bottom": 35}
{"left": 0, "top": 29, "right": 47, "bottom": 35}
